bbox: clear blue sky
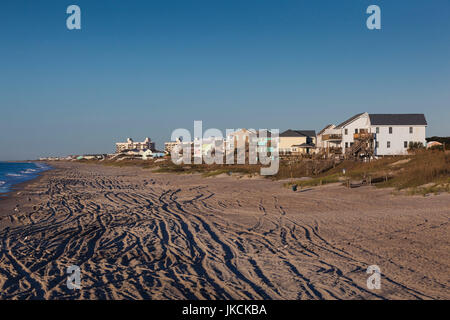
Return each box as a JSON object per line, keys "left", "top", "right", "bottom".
{"left": 1, "top": 0, "right": 449, "bottom": 160}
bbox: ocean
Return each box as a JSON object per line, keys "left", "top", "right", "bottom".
{"left": 0, "top": 162, "right": 51, "bottom": 194}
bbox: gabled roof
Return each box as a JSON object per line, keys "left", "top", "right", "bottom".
{"left": 280, "top": 129, "right": 316, "bottom": 137}
{"left": 369, "top": 114, "right": 427, "bottom": 126}
{"left": 228, "top": 128, "right": 256, "bottom": 137}
{"left": 228, "top": 128, "right": 277, "bottom": 138}
{"left": 318, "top": 124, "right": 334, "bottom": 135}
{"left": 256, "top": 129, "right": 274, "bottom": 138}
{"left": 335, "top": 113, "right": 365, "bottom": 129}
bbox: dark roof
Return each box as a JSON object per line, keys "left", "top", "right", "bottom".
{"left": 292, "top": 143, "right": 316, "bottom": 148}
{"left": 335, "top": 113, "right": 365, "bottom": 129}
{"left": 280, "top": 129, "right": 316, "bottom": 137}
{"left": 369, "top": 114, "right": 427, "bottom": 126}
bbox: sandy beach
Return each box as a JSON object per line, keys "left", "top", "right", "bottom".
{"left": 0, "top": 162, "right": 448, "bottom": 299}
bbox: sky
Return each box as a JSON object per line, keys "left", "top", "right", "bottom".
{"left": 0, "top": 0, "right": 449, "bottom": 160}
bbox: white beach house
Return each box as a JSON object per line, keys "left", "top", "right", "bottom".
{"left": 318, "top": 113, "right": 427, "bottom": 157}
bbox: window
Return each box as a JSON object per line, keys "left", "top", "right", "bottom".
{"left": 376, "top": 141, "right": 379, "bottom": 148}
{"left": 389, "top": 127, "right": 393, "bottom": 134}
{"left": 376, "top": 127, "right": 379, "bottom": 134}
{"left": 404, "top": 141, "right": 408, "bottom": 148}
{"left": 409, "top": 127, "right": 413, "bottom": 134}
{"left": 345, "top": 142, "right": 348, "bottom": 148}
{"left": 387, "top": 141, "right": 391, "bottom": 148}
{"left": 355, "top": 129, "right": 358, "bottom": 134}
{"left": 345, "top": 129, "right": 348, "bottom": 135}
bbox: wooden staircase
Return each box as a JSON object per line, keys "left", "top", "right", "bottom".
{"left": 345, "top": 133, "right": 375, "bottom": 160}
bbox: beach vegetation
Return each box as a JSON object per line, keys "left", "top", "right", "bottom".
{"left": 285, "top": 149, "right": 449, "bottom": 194}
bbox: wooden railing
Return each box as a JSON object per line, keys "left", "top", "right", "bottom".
{"left": 322, "top": 134, "right": 342, "bottom": 141}
{"left": 328, "top": 147, "right": 342, "bottom": 154}
{"left": 353, "top": 133, "right": 374, "bottom": 140}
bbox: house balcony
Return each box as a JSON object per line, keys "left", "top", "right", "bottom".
{"left": 322, "top": 134, "right": 342, "bottom": 141}
{"left": 353, "top": 133, "right": 375, "bottom": 140}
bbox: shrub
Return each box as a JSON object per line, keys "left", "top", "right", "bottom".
{"left": 408, "top": 141, "right": 425, "bottom": 151}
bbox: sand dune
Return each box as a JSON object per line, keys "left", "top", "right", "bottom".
{"left": 0, "top": 162, "right": 448, "bottom": 299}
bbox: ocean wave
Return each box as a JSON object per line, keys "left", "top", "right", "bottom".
{"left": 0, "top": 162, "right": 50, "bottom": 194}
{"left": 34, "top": 164, "right": 51, "bottom": 171}
{"left": 21, "top": 169, "right": 38, "bottom": 174}
{"left": 6, "top": 173, "right": 24, "bottom": 177}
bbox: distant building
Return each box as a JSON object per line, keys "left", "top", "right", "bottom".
{"left": 152, "top": 152, "right": 166, "bottom": 158}
{"left": 279, "top": 130, "right": 317, "bottom": 155}
{"left": 256, "top": 129, "right": 275, "bottom": 154}
{"left": 82, "top": 154, "right": 107, "bottom": 160}
{"left": 115, "top": 137, "right": 155, "bottom": 153}
{"left": 223, "top": 128, "right": 278, "bottom": 162}
{"left": 141, "top": 149, "right": 165, "bottom": 160}
{"left": 164, "top": 138, "right": 182, "bottom": 154}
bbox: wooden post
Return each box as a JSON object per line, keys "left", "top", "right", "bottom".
{"left": 290, "top": 161, "right": 293, "bottom": 180}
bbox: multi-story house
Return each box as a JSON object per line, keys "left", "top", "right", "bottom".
{"left": 319, "top": 113, "right": 427, "bottom": 157}
{"left": 164, "top": 138, "right": 182, "bottom": 154}
{"left": 115, "top": 137, "right": 155, "bottom": 153}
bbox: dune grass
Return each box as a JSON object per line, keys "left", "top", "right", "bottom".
{"left": 406, "top": 183, "right": 450, "bottom": 196}
{"left": 284, "top": 173, "right": 342, "bottom": 188}
{"left": 285, "top": 150, "right": 449, "bottom": 194}
{"left": 274, "top": 159, "right": 336, "bottom": 180}
{"left": 153, "top": 162, "right": 260, "bottom": 176}
{"left": 374, "top": 150, "right": 449, "bottom": 189}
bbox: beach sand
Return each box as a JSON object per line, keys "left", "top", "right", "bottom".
{"left": 0, "top": 162, "right": 448, "bottom": 299}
